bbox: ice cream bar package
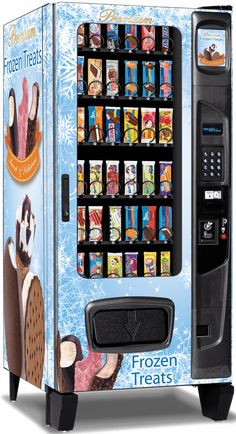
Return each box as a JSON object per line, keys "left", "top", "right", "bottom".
{"left": 125, "top": 25, "right": 138, "bottom": 50}
{"left": 123, "top": 107, "right": 139, "bottom": 143}
{"left": 159, "top": 60, "right": 173, "bottom": 98}
{"left": 159, "top": 206, "right": 173, "bottom": 241}
{"left": 142, "top": 206, "right": 156, "bottom": 241}
{"left": 77, "top": 206, "right": 86, "bottom": 242}
{"left": 88, "top": 106, "right": 103, "bottom": 142}
{"left": 106, "top": 160, "right": 119, "bottom": 195}
{"left": 107, "top": 252, "right": 123, "bottom": 278}
{"left": 77, "top": 56, "right": 84, "bottom": 95}
{"left": 159, "top": 108, "right": 173, "bottom": 144}
{"left": 109, "top": 206, "right": 122, "bottom": 242}
{"left": 77, "top": 107, "right": 85, "bottom": 142}
{"left": 124, "top": 161, "right": 138, "bottom": 195}
{"left": 89, "top": 160, "right": 103, "bottom": 195}
{"left": 77, "top": 160, "right": 85, "bottom": 195}
{"left": 141, "top": 25, "right": 155, "bottom": 51}
{"left": 89, "top": 24, "right": 102, "bottom": 49}
{"left": 89, "top": 252, "right": 103, "bottom": 278}
{"left": 160, "top": 251, "right": 171, "bottom": 276}
{"left": 162, "top": 26, "right": 170, "bottom": 51}
{"left": 141, "top": 107, "right": 156, "bottom": 143}
{"left": 105, "top": 107, "right": 121, "bottom": 143}
{"left": 87, "top": 58, "right": 103, "bottom": 96}
{"left": 124, "top": 61, "right": 138, "bottom": 97}
{"left": 106, "top": 60, "right": 119, "bottom": 96}
{"left": 125, "top": 205, "right": 138, "bottom": 241}
{"left": 144, "top": 252, "right": 157, "bottom": 277}
{"left": 142, "top": 61, "right": 156, "bottom": 97}
{"left": 78, "top": 24, "right": 85, "bottom": 49}
{"left": 107, "top": 24, "right": 119, "bottom": 50}
{"left": 89, "top": 206, "right": 103, "bottom": 241}
{"left": 125, "top": 252, "right": 138, "bottom": 277}
{"left": 77, "top": 252, "right": 85, "bottom": 276}
{"left": 160, "top": 161, "right": 172, "bottom": 196}
{"left": 142, "top": 161, "right": 155, "bottom": 195}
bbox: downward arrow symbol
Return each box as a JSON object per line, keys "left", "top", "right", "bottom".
{"left": 124, "top": 311, "right": 140, "bottom": 341}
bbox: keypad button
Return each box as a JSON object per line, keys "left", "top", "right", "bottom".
{"left": 210, "top": 172, "right": 214, "bottom": 177}
{"left": 217, "top": 165, "right": 221, "bottom": 170}
{"left": 210, "top": 158, "right": 214, "bottom": 163}
{"left": 203, "top": 151, "right": 208, "bottom": 157}
{"left": 217, "top": 151, "right": 221, "bottom": 156}
{"left": 217, "top": 172, "right": 221, "bottom": 177}
{"left": 217, "top": 158, "right": 221, "bottom": 163}
{"left": 210, "top": 151, "right": 214, "bottom": 156}
{"left": 210, "top": 165, "right": 214, "bottom": 170}
{"left": 203, "top": 158, "right": 207, "bottom": 163}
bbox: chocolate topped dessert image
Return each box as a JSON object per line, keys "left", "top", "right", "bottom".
{"left": 16, "top": 195, "right": 36, "bottom": 289}
{"left": 8, "top": 89, "right": 19, "bottom": 157}
{"left": 7, "top": 79, "right": 40, "bottom": 161}
{"left": 57, "top": 334, "right": 83, "bottom": 392}
{"left": 91, "top": 354, "right": 123, "bottom": 391}
{"left": 26, "top": 82, "right": 39, "bottom": 157}
{"left": 3, "top": 237, "right": 22, "bottom": 376}
{"left": 4, "top": 195, "right": 45, "bottom": 388}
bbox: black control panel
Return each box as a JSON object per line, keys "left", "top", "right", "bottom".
{"left": 192, "top": 11, "right": 231, "bottom": 379}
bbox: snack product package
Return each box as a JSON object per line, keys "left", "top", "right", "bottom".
{"left": 105, "top": 107, "right": 121, "bottom": 142}
{"left": 159, "top": 60, "right": 173, "bottom": 98}
{"left": 77, "top": 24, "right": 85, "bottom": 49}
{"left": 77, "top": 107, "right": 85, "bottom": 142}
{"left": 141, "top": 25, "right": 155, "bottom": 51}
{"left": 142, "top": 206, "right": 156, "bottom": 241}
{"left": 125, "top": 25, "right": 138, "bottom": 50}
{"left": 89, "top": 206, "right": 103, "bottom": 241}
{"left": 109, "top": 206, "right": 122, "bottom": 241}
{"left": 88, "top": 106, "right": 103, "bottom": 142}
{"left": 160, "top": 251, "right": 171, "bottom": 276}
{"left": 77, "top": 252, "right": 85, "bottom": 276}
{"left": 142, "top": 161, "right": 155, "bottom": 195}
{"left": 142, "top": 61, "right": 156, "bottom": 97}
{"left": 141, "top": 107, "right": 156, "bottom": 143}
{"left": 107, "top": 24, "right": 119, "bottom": 49}
{"left": 144, "top": 252, "right": 157, "bottom": 276}
{"left": 77, "top": 206, "right": 86, "bottom": 242}
{"left": 106, "top": 160, "right": 119, "bottom": 195}
{"left": 159, "top": 206, "right": 173, "bottom": 241}
{"left": 125, "top": 205, "right": 138, "bottom": 241}
{"left": 107, "top": 252, "right": 122, "bottom": 278}
{"left": 89, "top": 23, "right": 102, "bottom": 49}
{"left": 88, "top": 58, "right": 103, "bottom": 96}
{"left": 89, "top": 160, "right": 103, "bottom": 195}
{"left": 77, "top": 56, "right": 84, "bottom": 95}
{"left": 125, "top": 61, "right": 138, "bottom": 97}
{"left": 89, "top": 252, "right": 103, "bottom": 278}
{"left": 77, "top": 160, "right": 85, "bottom": 195}
{"left": 160, "top": 161, "right": 172, "bottom": 196}
{"left": 125, "top": 252, "right": 138, "bottom": 277}
{"left": 106, "top": 60, "right": 119, "bottom": 96}
{"left": 159, "top": 108, "right": 173, "bottom": 144}
{"left": 124, "top": 160, "right": 138, "bottom": 195}
{"left": 123, "top": 107, "right": 139, "bottom": 143}
{"left": 162, "top": 26, "right": 170, "bottom": 51}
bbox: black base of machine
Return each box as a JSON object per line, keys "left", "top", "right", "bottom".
{"left": 8, "top": 372, "right": 234, "bottom": 430}
{"left": 9, "top": 372, "right": 20, "bottom": 402}
{"left": 198, "top": 383, "right": 234, "bottom": 421}
{"left": 46, "top": 386, "right": 78, "bottom": 431}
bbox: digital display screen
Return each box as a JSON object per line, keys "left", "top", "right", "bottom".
{"left": 202, "top": 123, "right": 223, "bottom": 135}
{"left": 198, "top": 28, "right": 226, "bottom": 67}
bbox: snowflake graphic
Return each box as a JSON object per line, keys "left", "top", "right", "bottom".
{"left": 58, "top": 112, "right": 76, "bottom": 147}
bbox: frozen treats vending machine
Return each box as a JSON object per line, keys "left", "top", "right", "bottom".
{"left": 3, "top": 2, "right": 234, "bottom": 431}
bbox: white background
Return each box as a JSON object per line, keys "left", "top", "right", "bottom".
{"left": 0, "top": 0, "right": 235, "bottom": 432}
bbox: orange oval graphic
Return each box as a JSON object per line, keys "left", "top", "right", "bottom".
{"left": 5, "top": 123, "right": 41, "bottom": 183}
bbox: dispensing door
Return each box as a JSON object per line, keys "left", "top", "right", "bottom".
{"left": 192, "top": 11, "right": 231, "bottom": 378}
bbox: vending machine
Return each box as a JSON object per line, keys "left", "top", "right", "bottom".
{"left": 3, "top": 2, "right": 234, "bottom": 431}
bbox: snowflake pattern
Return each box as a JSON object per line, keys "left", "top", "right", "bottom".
{"left": 179, "top": 261, "right": 191, "bottom": 287}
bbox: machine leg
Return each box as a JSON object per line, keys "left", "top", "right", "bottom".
{"left": 46, "top": 388, "right": 78, "bottom": 431}
{"left": 10, "top": 372, "right": 20, "bottom": 402}
{"left": 198, "top": 383, "right": 234, "bottom": 421}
